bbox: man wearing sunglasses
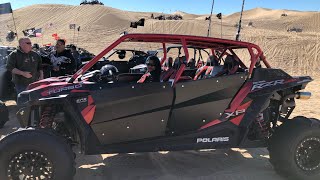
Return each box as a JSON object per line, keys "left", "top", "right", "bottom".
{"left": 6, "top": 37, "right": 43, "bottom": 94}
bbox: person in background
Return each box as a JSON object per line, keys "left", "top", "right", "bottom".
{"left": 137, "top": 56, "right": 161, "bottom": 83}
{"left": 32, "top": 43, "right": 40, "bottom": 52}
{"left": 50, "top": 39, "right": 76, "bottom": 76}
{"left": 6, "top": 37, "right": 43, "bottom": 94}
{"left": 71, "top": 45, "right": 81, "bottom": 70}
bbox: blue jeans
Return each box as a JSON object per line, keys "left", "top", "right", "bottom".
{"left": 15, "top": 84, "right": 27, "bottom": 95}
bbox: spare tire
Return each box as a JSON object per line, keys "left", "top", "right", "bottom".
{"left": 0, "top": 100, "right": 9, "bottom": 128}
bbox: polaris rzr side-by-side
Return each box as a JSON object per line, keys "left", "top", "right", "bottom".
{"left": 0, "top": 34, "right": 319, "bottom": 180}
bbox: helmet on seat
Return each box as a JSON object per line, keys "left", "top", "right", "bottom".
{"left": 100, "top": 64, "right": 119, "bottom": 81}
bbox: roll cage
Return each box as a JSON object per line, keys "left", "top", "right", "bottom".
{"left": 70, "top": 34, "right": 271, "bottom": 84}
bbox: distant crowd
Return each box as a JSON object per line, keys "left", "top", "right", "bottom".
{"left": 80, "top": 0, "right": 104, "bottom": 5}
{"left": 151, "top": 14, "right": 183, "bottom": 20}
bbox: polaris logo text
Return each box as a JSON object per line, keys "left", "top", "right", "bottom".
{"left": 196, "top": 137, "right": 229, "bottom": 143}
{"left": 225, "top": 109, "right": 246, "bottom": 118}
{"left": 252, "top": 80, "right": 284, "bottom": 91}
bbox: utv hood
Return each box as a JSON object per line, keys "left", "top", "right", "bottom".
{"left": 17, "top": 76, "right": 88, "bottom": 106}
{"left": 27, "top": 76, "right": 71, "bottom": 90}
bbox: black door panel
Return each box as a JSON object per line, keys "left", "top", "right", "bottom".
{"left": 91, "top": 109, "right": 170, "bottom": 144}
{"left": 90, "top": 82, "right": 173, "bottom": 145}
{"left": 171, "top": 73, "right": 246, "bottom": 133}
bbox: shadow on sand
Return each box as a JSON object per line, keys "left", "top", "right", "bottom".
{"left": 75, "top": 148, "right": 284, "bottom": 180}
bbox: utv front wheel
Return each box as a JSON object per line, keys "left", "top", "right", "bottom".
{"left": 0, "top": 129, "right": 75, "bottom": 180}
{"left": 269, "top": 116, "right": 320, "bottom": 180}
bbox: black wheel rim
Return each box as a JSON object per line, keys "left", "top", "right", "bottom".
{"left": 295, "top": 137, "right": 320, "bottom": 172}
{"left": 7, "top": 151, "right": 54, "bottom": 180}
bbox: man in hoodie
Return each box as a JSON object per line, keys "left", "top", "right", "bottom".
{"left": 6, "top": 37, "right": 43, "bottom": 94}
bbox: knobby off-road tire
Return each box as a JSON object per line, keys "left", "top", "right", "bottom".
{"left": 0, "top": 128, "right": 76, "bottom": 180}
{"left": 0, "top": 100, "right": 9, "bottom": 128}
{"left": 269, "top": 116, "right": 320, "bottom": 180}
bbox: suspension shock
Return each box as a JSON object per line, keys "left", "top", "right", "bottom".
{"left": 255, "top": 112, "right": 269, "bottom": 138}
{"left": 39, "top": 106, "right": 56, "bottom": 128}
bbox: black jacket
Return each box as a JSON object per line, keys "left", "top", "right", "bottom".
{"left": 51, "top": 49, "right": 76, "bottom": 77}
{"left": 6, "top": 48, "right": 42, "bottom": 86}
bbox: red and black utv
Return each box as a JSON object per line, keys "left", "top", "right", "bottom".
{"left": 0, "top": 34, "right": 319, "bottom": 180}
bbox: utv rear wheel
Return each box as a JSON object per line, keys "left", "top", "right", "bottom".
{"left": 0, "top": 129, "right": 75, "bottom": 180}
{"left": 269, "top": 116, "right": 320, "bottom": 180}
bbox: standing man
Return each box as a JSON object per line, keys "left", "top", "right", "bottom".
{"left": 50, "top": 39, "right": 76, "bottom": 77}
{"left": 6, "top": 37, "right": 43, "bottom": 94}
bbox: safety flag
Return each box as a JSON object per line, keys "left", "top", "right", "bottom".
{"left": 52, "top": 33, "right": 60, "bottom": 40}
{"left": 0, "top": 3, "right": 12, "bottom": 15}
{"left": 216, "top": 13, "right": 222, "bottom": 20}
{"left": 130, "top": 22, "right": 138, "bottom": 28}
{"left": 36, "top": 33, "right": 42, "bottom": 37}
{"left": 22, "top": 28, "right": 42, "bottom": 37}
{"left": 137, "top": 18, "right": 145, "bottom": 26}
{"left": 69, "top": 24, "right": 76, "bottom": 29}
{"left": 22, "top": 27, "right": 35, "bottom": 37}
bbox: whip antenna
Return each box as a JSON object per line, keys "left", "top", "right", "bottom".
{"left": 236, "top": 0, "right": 245, "bottom": 41}
{"left": 207, "top": 0, "right": 215, "bottom": 37}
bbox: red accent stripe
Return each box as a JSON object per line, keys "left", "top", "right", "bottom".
{"left": 81, "top": 105, "right": 93, "bottom": 116}
{"left": 225, "top": 82, "right": 252, "bottom": 112}
{"left": 205, "top": 66, "right": 214, "bottom": 75}
{"left": 88, "top": 95, "right": 94, "bottom": 105}
{"left": 229, "top": 101, "right": 252, "bottom": 126}
{"left": 230, "top": 114, "right": 245, "bottom": 126}
{"left": 285, "top": 78, "right": 298, "bottom": 83}
{"left": 173, "top": 64, "right": 186, "bottom": 85}
{"left": 200, "top": 119, "right": 222, "bottom": 130}
{"left": 81, "top": 105, "right": 96, "bottom": 124}
{"left": 71, "top": 90, "right": 89, "bottom": 93}
{"left": 137, "top": 73, "right": 150, "bottom": 83}
{"left": 238, "top": 101, "right": 252, "bottom": 109}
{"left": 193, "top": 66, "right": 209, "bottom": 80}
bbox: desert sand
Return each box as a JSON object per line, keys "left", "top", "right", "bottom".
{"left": 0, "top": 4, "right": 319, "bottom": 180}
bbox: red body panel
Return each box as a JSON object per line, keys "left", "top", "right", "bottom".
{"left": 81, "top": 95, "right": 96, "bottom": 124}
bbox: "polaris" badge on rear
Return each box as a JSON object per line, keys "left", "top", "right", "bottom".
{"left": 196, "top": 137, "right": 229, "bottom": 143}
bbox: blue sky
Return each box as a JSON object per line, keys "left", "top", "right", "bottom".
{"left": 1, "top": 0, "right": 319, "bottom": 15}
